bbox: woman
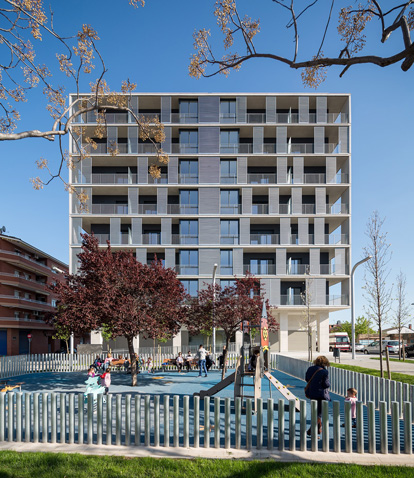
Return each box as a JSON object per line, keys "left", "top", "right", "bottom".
{"left": 305, "top": 355, "right": 330, "bottom": 436}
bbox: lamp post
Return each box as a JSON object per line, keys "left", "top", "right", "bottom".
{"left": 212, "top": 263, "right": 218, "bottom": 355}
{"left": 351, "top": 256, "right": 372, "bottom": 359}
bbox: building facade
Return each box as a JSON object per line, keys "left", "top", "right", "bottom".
{"left": 69, "top": 93, "right": 351, "bottom": 353}
{"left": 0, "top": 234, "right": 68, "bottom": 355}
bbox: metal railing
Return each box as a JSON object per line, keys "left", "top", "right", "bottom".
{"left": 278, "top": 204, "right": 291, "bottom": 214}
{"left": 319, "top": 264, "right": 350, "bottom": 275}
{"left": 327, "top": 294, "right": 349, "bottom": 305}
{"left": 220, "top": 205, "right": 242, "bottom": 215}
{"left": 142, "top": 234, "right": 161, "bottom": 245}
{"left": 170, "top": 113, "right": 198, "bottom": 123}
{"left": 303, "top": 173, "right": 326, "bottom": 184}
{"left": 91, "top": 173, "right": 136, "bottom": 184}
{"left": 243, "top": 263, "right": 276, "bottom": 275}
{"left": 0, "top": 295, "right": 52, "bottom": 307}
{"left": 171, "top": 144, "right": 198, "bottom": 154}
{"left": 105, "top": 113, "right": 128, "bottom": 124}
{"left": 178, "top": 174, "right": 198, "bottom": 184}
{"left": 247, "top": 113, "right": 266, "bottom": 123}
{"left": 138, "top": 204, "right": 157, "bottom": 215}
{"left": 148, "top": 174, "right": 168, "bottom": 184}
{"left": 175, "top": 265, "right": 199, "bottom": 275}
{"left": 327, "top": 203, "right": 349, "bottom": 214}
{"left": 171, "top": 234, "right": 199, "bottom": 245}
{"left": 91, "top": 204, "right": 128, "bottom": 215}
{"left": 250, "top": 234, "right": 279, "bottom": 245}
{"left": 220, "top": 144, "right": 253, "bottom": 154}
{"left": 252, "top": 204, "right": 269, "bottom": 215}
{"left": 220, "top": 175, "right": 237, "bottom": 184}
{"left": 325, "top": 234, "right": 349, "bottom": 245}
{"left": 0, "top": 272, "right": 48, "bottom": 287}
{"left": 138, "top": 112, "right": 160, "bottom": 122}
{"left": 286, "top": 264, "right": 309, "bottom": 275}
{"left": 302, "top": 204, "right": 316, "bottom": 214}
{"left": 280, "top": 294, "right": 303, "bottom": 305}
{"left": 167, "top": 204, "right": 198, "bottom": 215}
{"left": 138, "top": 143, "right": 161, "bottom": 154}
{"left": 93, "top": 233, "right": 110, "bottom": 244}
{"left": 247, "top": 173, "right": 276, "bottom": 184}
{"left": 220, "top": 235, "right": 239, "bottom": 245}
{"left": 220, "top": 266, "right": 233, "bottom": 275}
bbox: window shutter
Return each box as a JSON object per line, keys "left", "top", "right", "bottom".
{"left": 199, "top": 127, "right": 220, "bottom": 154}
{"left": 199, "top": 218, "right": 219, "bottom": 245}
{"left": 199, "top": 188, "right": 219, "bottom": 214}
{"left": 276, "top": 127, "right": 287, "bottom": 154}
{"left": 298, "top": 217, "right": 309, "bottom": 245}
{"left": 240, "top": 217, "right": 250, "bottom": 245}
{"left": 242, "top": 188, "right": 252, "bottom": 215}
{"left": 236, "top": 97, "right": 247, "bottom": 123}
{"left": 168, "top": 156, "right": 178, "bottom": 184}
{"left": 299, "top": 96, "right": 309, "bottom": 123}
{"left": 276, "top": 249, "right": 286, "bottom": 275}
{"left": 110, "top": 217, "right": 121, "bottom": 244}
{"left": 314, "top": 126, "right": 325, "bottom": 154}
{"left": 198, "top": 96, "right": 219, "bottom": 122}
{"left": 253, "top": 127, "right": 264, "bottom": 154}
{"left": 161, "top": 218, "right": 172, "bottom": 245}
{"left": 269, "top": 188, "right": 279, "bottom": 215}
{"left": 161, "top": 96, "right": 171, "bottom": 123}
{"left": 292, "top": 187, "right": 302, "bottom": 215}
{"left": 128, "top": 188, "right": 139, "bottom": 214}
{"left": 199, "top": 157, "right": 219, "bottom": 184}
{"left": 277, "top": 157, "right": 287, "bottom": 184}
{"left": 310, "top": 248, "right": 320, "bottom": 275}
{"left": 293, "top": 157, "right": 304, "bottom": 184}
{"left": 316, "top": 96, "right": 327, "bottom": 123}
{"left": 199, "top": 249, "right": 220, "bottom": 274}
{"left": 132, "top": 218, "right": 142, "bottom": 245}
{"left": 237, "top": 157, "right": 247, "bottom": 184}
{"left": 266, "top": 96, "right": 277, "bottom": 123}
{"left": 137, "top": 157, "right": 148, "bottom": 184}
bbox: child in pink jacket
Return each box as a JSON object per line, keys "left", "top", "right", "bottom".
{"left": 100, "top": 367, "right": 111, "bottom": 395}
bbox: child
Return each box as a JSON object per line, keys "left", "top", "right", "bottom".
{"left": 100, "top": 366, "right": 111, "bottom": 395}
{"left": 342, "top": 387, "right": 357, "bottom": 428}
{"left": 176, "top": 352, "right": 184, "bottom": 373}
{"left": 103, "top": 352, "right": 113, "bottom": 372}
{"left": 87, "top": 367, "right": 95, "bottom": 377}
{"left": 147, "top": 357, "right": 153, "bottom": 373}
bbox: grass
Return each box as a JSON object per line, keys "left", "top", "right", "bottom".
{"left": 330, "top": 363, "right": 414, "bottom": 386}
{"left": 0, "top": 452, "right": 412, "bottom": 478}
{"left": 370, "top": 357, "right": 414, "bottom": 365}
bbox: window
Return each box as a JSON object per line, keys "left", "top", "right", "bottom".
{"left": 220, "top": 279, "right": 236, "bottom": 289}
{"left": 179, "top": 100, "right": 198, "bottom": 123}
{"left": 220, "top": 130, "right": 239, "bottom": 153}
{"left": 220, "top": 160, "right": 237, "bottom": 184}
{"left": 14, "top": 270, "right": 19, "bottom": 277}
{"left": 51, "top": 299, "right": 57, "bottom": 307}
{"left": 220, "top": 190, "right": 240, "bottom": 214}
{"left": 179, "top": 190, "right": 198, "bottom": 214}
{"left": 180, "top": 220, "right": 198, "bottom": 244}
{"left": 249, "top": 259, "right": 273, "bottom": 275}
{"left": 220, "top": 220, "right": 239, "bottom": 244}
{"left": 220, "top": 100, "right": 236, "bottom": 123}
{"left": 14, "top": 311, "right": 19, "bottom": 319}
{"left": 179, "top": 250, "right": 198, "bottom": 275}
{"left": 220, "top": 250, "right": 233, "bottom": 275}
{"left": 181, "top": 279, "right": 198, "bottom": 297}
{"left": 14, "top": 290, "right": 20, "bottom": 298}
{"left": 179, "top": 159, "right": 198, "bottom": 184}
{"left": 179, "top": 130, "right": 198, "bottom": 153}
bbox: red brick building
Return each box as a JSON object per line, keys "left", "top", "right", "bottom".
{"left": 0, "top": 234, "right": 68, "bottom": 355}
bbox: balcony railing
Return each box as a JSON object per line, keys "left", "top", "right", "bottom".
{"left": 167, "top": 204, "right": 199, "bottom": 214}
{"left": 247, "top": 113, "right": 266, "bottom": 123}
{"left": 280, "top": 294, "right": 303, "bottom": 305}
{"left": 0, "top": 295, "right": 54, "bottom": 307}
{"left": 138, "top": 143, "right": 161, "bottom": 154}
{"left": 175, "top": 265, "right": 199, "bottom": 275}
{"left": 178, "top": 174, "right": 198, "bottom": 184}
{"left": 220, "top": 144, "right": 253, "bottom": 154}
{"left": 286, "top": 264, "right": 309, "bottom": 275}
{"left": 326, "top": 203, "right": 349, "bottom": 214}
{"left": 327, "top": 294, "right": 349, "bottom": 306}
{"left": 220, "top": 266, "right": 233, "bottom": 275}
{"left": 91, "top": 204, "right": 128, "bottom": 214}
{"left": 139, "top": 112, "right": 160, "bottom": 122}
{"left": 170, "top": 113, "right": 198, "bottom": 124}
{"left": 250, "top": 234, "right": 279, "bottom": 245}
{"left": 148, "top": 173, "right": 168, "bottom": 184}
{"left": 244, "top": 263, "right": 276, "bottom": 275}
{"left": 302, "top": 204, "right": 316, "bottom": 214}
{"left": 0, "top": 250, "right": 51, "bottom": 272}
{"left": 93, "top": 233, "right": 110, "bottom": 244}
{"left": 334, "top": 173, "right": 349, "bottom": 184}
{"left": 289, "top": 234, "right": 299, "bottom": 245}
{"left": 220, "top": 235, "right": 239, "bottom": 245}
{"left": 91, "top": 173, "right": 136, "bottom": 184}
{"left": 319, "top": 264, "right": 350, "bottom": 275}
{"left": 220, "top": 175, "right": 237, "bottom": 184}
{"left": 138, "top": 204, "right": 157, "bottom": 215}
{"left": 303, "top": 173, "right": 326, "bottom": 184}
{"left": 171, "top": 234, "right": 199, "bottom": 245}
{"left": 279, "top": 204, "right": 291, "bottom": 214}
{"left": 247, "top": 173, "right": 276, "bottom": 184}
{"left": 220, "top": 205, "right": 242, "bottom": 214}
{"left": 171, "top": 144, "right": 198, "bottom": 154}
{"left": 252, "top": 204, "right": 269, "bottom": 215}
{"left": 0, "top": 272, "right": 48, "bottom": 288}
{"left": 105, "top": 113, "right": 128, "bottom": 124}
{"left": 219, "top": 113, "right": 236, "bottom": 124}
{"left": 325, "top": 234, "right": 349, "bottom": 245}
{"left": 142, "top": 233, "right": 161, "bottom": 245}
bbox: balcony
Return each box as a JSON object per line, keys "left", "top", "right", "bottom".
{"left": 178, "top": 174, "right": 198, "bottom": 184}
{"left": 279, "top": 204, "right": 291, "bottom": 214}
{"left": 303, "top": 173, "right": 326, "bottom": 184}
{"left": 91, "top": 173, "right": 136, "bottom": 184}
{"left": 138, "top": 143, "right": 161, "bottom": 154}
{"left": 280, "top": 294, "right": 303, "bottom": 305}
{"left": 91, "top": 204, "right": 128, "bottom": 214}
{"left": 0, "top": 250, "right": 52, "bottom": 273}
{"left": 170, "top": 113, "right": 198, "bottom": 124}
{"left": 326, "top": 203, "right": 349, "bottom": 214}
{"left": 302, "top": 204, "right": 316, "bottom": 214}
{"left": 148, "top": 174, "right": 168, "bottom": 184}
{"left": 250, "top": 234, "right": 279, "bottom": 245}
{"left": 252, "top": 204, "right": 269, "bottom": 215}
{"left": 287, "top": 143, "right": 342, "bottom": 154}
{"left": 171, "top": 144, "right": 198, "bottom": 154}
{"left": 220, "top": 143, "right": 253, "bottom": 154}
{"left": 175, "top": 265, "right": 199, "bottom": 275}
{"left": 0, "top": 294, "right": 55, "bottom": 311}
{"left": 220, "top": 235, "right": 239, "bottom": 245}
{"left": 248, "top": 173, "right": 276, "bottom": 184}
{"left": 139, "top": 112, "right": 160, "bottom": 122}
{"left": 325, "top": 234, "right": 349, "bottom": 245}
{"left": 138, "top": 204, "right": 157, "bottom": 215}
{"left": 319, "top": 264, "right": 349, "bottom": 275}
{"left": 286, "top": 264, "right": 309, "bottom": 275}
{"left": 142, "top": 233, "right": 161, "bottom": 245}
{"left": 247, "top": 113, "right": 266, "bottom": 123}
{"left": 0, "top": 272, "right": 50, "bottom": 293}
{"left": 334, "top": 173, "right": 349, "bottom": 184}
{"left": 327, "top": 294, "right": 349, "bottom": 306}
{"left": 167, "top": 204, "right": 198, "bottom": 215}
{"left": 105, "top": 112, "right": 128, "bottom": 124}
{"left": 171, "top": 234, "right": 198, "bottom": 245}
{"left": 220, "top": 175, "right": 237, "bottom": 185}
{"left": 93, "top": 233, "right": 110, "bottom": 244}
{"left": 244, "top": 263, "right": 276, "bottom": 275}
{"left": 220, "top": 205, "right": 242, "bottom": 215}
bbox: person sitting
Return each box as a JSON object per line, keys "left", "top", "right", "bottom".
{"left": 185, "top": 351, "right": 193, "bottom": 372}
{"left": 176, "top": 352, "right": 184, "bottom": 373}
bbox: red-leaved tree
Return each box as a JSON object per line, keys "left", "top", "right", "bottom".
{"left": 188, "top": 273, "right": 278, "bottom": 380}
{"left": 49, "top": 234, "right": 189, "bottom": 386}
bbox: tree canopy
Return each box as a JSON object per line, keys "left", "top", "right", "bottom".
{"left": 335, "top": 316, "right": 376, "bottom": 338}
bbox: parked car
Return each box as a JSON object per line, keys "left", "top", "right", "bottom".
{"left": 363, "top": 340, "right": 401, "bottom": 355}
{"left": 353, "top": 343, "right": 364, "bottom": 352}
{"left": 404, "top": 343, "right": 414, "bottom": 358}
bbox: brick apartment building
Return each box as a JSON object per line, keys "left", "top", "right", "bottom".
{"left": 0, "top": 234, "right": 68, "bottom": 355}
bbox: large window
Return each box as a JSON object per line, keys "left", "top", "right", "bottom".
{"left": 179, "top": 190, "right": 198, "bottom": 214}
{"left": 220, "top": 220, "right": 239, "bottom": 244}
{"left": 220, "top": 190, "right": 240, "bottom": 214}
{"left": 220, "top": 130, "right": 239, "bottom": 153}
{"left": 179, "top": 250, "right": 198, "bottom": 275}
{"left": 179, "top": 159, "right": 198, "bottom": 184}
{"left": 220, "top": 100, "right": 236, "bottom": 123}
{"left": 180, "top": 220, "right": 198, "bottom": 244}
{"left": 179, "top": 130, "right": 198, "bottom": 153}
{"left": 179, "top": 100, "right": 198, "bottom": 123}
{"left": 181, "top": 279, "right": 198, "bottom": 297}
{"left": 249, "top": 259, "right": 274, "bottom": 275}
{"left": 220, "top": 250, "right": 233, "bottom": 275}
{"left": 220, "top": 279, "right": 236, "bottom": 289}
{"left": 220, "top": 159, "right": 237, "bottom": 184}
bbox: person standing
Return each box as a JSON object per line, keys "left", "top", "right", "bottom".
{"left": 305, "top": 355, "right": 330, "bottom": 437}
{"left": 100, "top": 366, "right": 111, "bottom": 395}
{"left": 197, "top": 344, "right": 208, "bottom": 377}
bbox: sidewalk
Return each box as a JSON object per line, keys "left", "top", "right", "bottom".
{"left": 286, "top": 351, "right": 414, "bottom": 376}
{"left": 0, "top": 442, "right": 413, "bottom": 466}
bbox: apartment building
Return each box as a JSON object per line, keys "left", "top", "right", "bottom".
{"left": 0, "top": 234, "right": 68, "bottom": 355}
{"left": 69, "top": 93, "right": 351, "bottom": 353}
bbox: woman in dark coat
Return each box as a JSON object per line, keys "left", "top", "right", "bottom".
{"left": 305, "top": 355, "right": 330, "bottom": 436}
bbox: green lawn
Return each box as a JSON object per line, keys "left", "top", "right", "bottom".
{"left": 0, "top": 452, "right": 412, "bottom": 478}
{"left": 330, "top": 363, "right": 414, "bottom": 386}
{"left": 370, "top": 357, "right": 414, "bottom": 365}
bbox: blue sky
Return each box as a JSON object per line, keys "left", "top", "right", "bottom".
{"left": 1, "top": 1, "right": 413, "bottom": 325}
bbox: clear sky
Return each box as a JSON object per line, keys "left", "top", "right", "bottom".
{"left": 1, "top": 0, "right": 413, "bottom": 326}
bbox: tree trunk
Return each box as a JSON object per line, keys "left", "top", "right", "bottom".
{"left": 127, "top": 336, "right": 137, "bottom": 387}
{"left": 65, "top": 339, "right": 69, "bottom": 354}
{"left": 379, "top": 326, "right": 383, "bottom": 378}
{"left": 221, "top": 337, "right": 230, "bottom": 381}
{"left": 399, "top": 329, "right": 402, "bottom": 361}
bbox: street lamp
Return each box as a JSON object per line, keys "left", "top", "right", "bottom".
{"left": 351, "top": 256, "right": 372, "bottom": 359}
{"left": 212, "top": 263, "right": 218, "bottom": 355}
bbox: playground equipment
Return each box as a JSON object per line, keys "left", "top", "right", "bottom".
{"left": 84, "top": 375, "right": 105, "bottom": 404}
{"left": 195, "top": 302, "right": 300, "bottom": 412}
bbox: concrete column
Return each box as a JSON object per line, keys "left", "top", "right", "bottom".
{"left": 133, "top": 336, "right": 139, "bottom": 353}
{"left": 235, "top": 330, "right": 243, "bottom": 352}
{"left": 90, "top": 330, "right": 103, "bottom": 345}
{"left": 172, "top": 332, "right": 182, "bottom": 350}
{"left": 317, "top": 312, "right": 330, "bottom": 354}
{"left": 279, "top": 312, "right": 289, "bottom": 353}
